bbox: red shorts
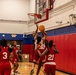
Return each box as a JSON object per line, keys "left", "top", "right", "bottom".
{"left": 11, "top": 58, "right": 18, "bottom": 64}
{"left": 44, "top": 64, "right": 56, "bottom": 75}
{"left": 33, "top": 50, "right": 40, "bottom": 61}
{"left": 0, "top": 61, "right": 11, "bottom": 75}
{"left": 39, "top": 50, "right": 45, "bottom": 62}
{"left": 33, "top": 50, "right": 45, "bottom": 63}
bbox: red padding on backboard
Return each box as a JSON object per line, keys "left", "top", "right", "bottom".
{"left": 35, "top": 9, "right": 49, "bottom": 24}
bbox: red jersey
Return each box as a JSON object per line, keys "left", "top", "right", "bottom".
{"left": 13, "top": 46, "right": 18, "bottom": 59}
{"left": 0, "top": 47, "right": 10, "bottom": 62}
{"left": 45, "top": 47, "right": 56, "bottom": 65}
{"left": 11, "top": 46, "right": 18, "bottom": 64}
{"left": 0, "top": 47, "right": 11, "bottom": 75}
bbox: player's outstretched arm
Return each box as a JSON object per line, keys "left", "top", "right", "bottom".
{"left": 53, "top": 43, "right": 59, "bottom": 53}
{"left": 35, "top": 24, "right": 38, "bottom": 34}
{"left": 33, "top": 24, "right": 38, "bottom": 40}
{"left": 41, "top": 30, "right": 47, "bottom": 38}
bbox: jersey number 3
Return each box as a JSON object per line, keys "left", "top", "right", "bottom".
{"left": 3, "top": 52, "right": 7, "bottom": 59}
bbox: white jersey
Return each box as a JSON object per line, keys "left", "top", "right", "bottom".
{"left": 39, "top": 39, "right": 45, "bottom": 49}
{"left": 34, "top": 39, "right": 45, "bottom": 50}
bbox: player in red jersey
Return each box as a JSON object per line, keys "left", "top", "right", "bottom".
{"left": 11, "top": 41, "right": 19, "bottom": 75}
{"left": 38, "top": 40, "right": 59, "bottom": 75}
{"left": 0, "top": 39, "right": 13, "bottom": 75}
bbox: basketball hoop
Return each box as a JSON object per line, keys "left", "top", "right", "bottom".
{"left": 28, "top": 13, "right": 42, "bottom": 19}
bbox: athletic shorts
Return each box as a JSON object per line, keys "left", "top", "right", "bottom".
{"left": 44, "top": 64, "right": 56, "bottom": 75}
{"left": 33, "top": 50, "right": 40, "bottom": 61}
{"left": 33, "top": 50, "right": 45, "bottom": 63}
{"left": 11, "top": 58, "right": 18, "bottom": 64}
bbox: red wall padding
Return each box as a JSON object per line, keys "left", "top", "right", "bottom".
{"left": 22, "top": 44, "right": 34, "bottom": 62}
{"left": 47, "top": 33, "right": 76, "bottom": 74}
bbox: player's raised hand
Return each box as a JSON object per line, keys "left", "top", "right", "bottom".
{"left": 53, "top": 43, "right": 56, "bottom": 47}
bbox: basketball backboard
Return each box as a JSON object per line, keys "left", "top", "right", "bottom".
{"left": 35, "top": 0, "right": 54, "bottom": 24}
{"left": 28, "top": 0, "right": 54, "bottom": 24}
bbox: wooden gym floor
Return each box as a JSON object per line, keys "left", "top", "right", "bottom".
{"left": 14, "top": 62, "right": 70, "bottom": 75}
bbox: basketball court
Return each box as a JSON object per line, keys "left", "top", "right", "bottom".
{"left": 15, "top": 62, "right": 69, "bottom": 75}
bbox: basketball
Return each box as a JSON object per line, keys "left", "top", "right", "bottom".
{"left": 39, "top": 25, "right": 45, "bottom": 32}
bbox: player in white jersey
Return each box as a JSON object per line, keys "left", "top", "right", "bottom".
{"left": 30, "top": 24, "right": 47, "bottom": 75}
{"left": 30, "top": 24, "right": 38, "bottom": 75}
